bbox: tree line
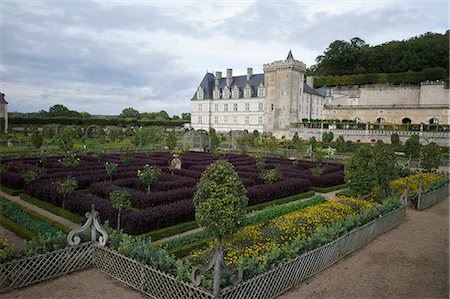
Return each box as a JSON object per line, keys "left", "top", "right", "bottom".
{"left": 310, "top": 31, "right": 449, "bottom": 77}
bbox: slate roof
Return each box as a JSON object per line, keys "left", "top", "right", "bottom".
{"left": 287, "top": 50, "right": 294, "bottom": 60}
{"left": 316, "top": 86, "right": 331, "bottom": 97}
{"left": 192, "top": 73, "right": 324, "bottom": 100}
{"left": 0, "top": 93, "right": 8, "bottom": 104}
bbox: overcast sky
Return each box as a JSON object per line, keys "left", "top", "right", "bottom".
{"left": 0, "top": 0, "right": 447, "bottom": 116}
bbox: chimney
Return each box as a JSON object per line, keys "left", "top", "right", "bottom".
{"left": 306, "top": 76, "right": 314, "bottom": 88}
{"left": 247, "top": 68, "right": 253, "bottom": 80}
{"left": 226, "top": 68, "right": 233, "bottom": 86}
{"left": 215, "top": 71, "right": 222, "bottom": 86}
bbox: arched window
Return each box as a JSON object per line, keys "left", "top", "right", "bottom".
{"left": 376, "top": 117, "right": 385, "bottom": 124}
{"left": 402, "top": 118, "right": 412, "bottom": 124}
{"left": 429, "top": 117, "right": 439, "bottom": 124}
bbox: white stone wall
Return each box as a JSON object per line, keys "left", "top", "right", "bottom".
{"left": 191, "top": 98, "right": 265, "bottom": 133}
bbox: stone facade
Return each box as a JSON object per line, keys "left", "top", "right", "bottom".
{"left": 190, "top": 51, "right": 325, "bottom": 133}
{"left": 324, "top": 81, "right": 450, "bottom": 124}
{"left": 0, "top": 93, "right": 8, "bottom": 133}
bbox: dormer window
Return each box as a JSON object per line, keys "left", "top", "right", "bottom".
{"left": 223, "top": 87, "right": 230, "bottom": 99}
{"left": 232, "top": 85, "right": 240, "bottom": 99}
{"left": 197, "top": 86, "right": 204, "bottom": 100}
{"left": 258, "top": 82, "right": 264, "bottom": 97}
{"left": 244, "top": 84, "right": 252, "bottom": 98}
{"left": 213, "top": 87, "right": 220, "bottom": 99}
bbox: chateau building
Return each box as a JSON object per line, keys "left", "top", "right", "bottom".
{"left": 190, "top": 51, "right": 325, "bottom": 133}
{"left": 323, "top": 82, "right": 450, "bottom": 124}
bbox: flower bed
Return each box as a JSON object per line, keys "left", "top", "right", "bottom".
{"left": 1, "top": 152, "right": 345, "bottom": 234}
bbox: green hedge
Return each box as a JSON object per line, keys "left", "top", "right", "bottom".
{"left": 0, "top": 198, "right": 68, "bottom": 236}
{"left": 335, "top": 188, "right": 357, "bottom": 197}
{"left": 20, "top": 194, "right": 85, "bottom": 225}
{"left": 246, "top": 191, "right": 316, "bottom": 212}
{"left": 8, "top": 116, "right": 187, "bottom": 127}
{"left": 0, "top": 215, "right": 37, "bottom": 240}
{"left": 314, "top": 67, "right": 448, "bottom": 87}
{"left": 0, "top": 185, "right": 24, "bottom": 196}
{"left": 311, "top": 184, "right": 348, "bottom": 193}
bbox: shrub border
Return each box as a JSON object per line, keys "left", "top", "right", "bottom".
{"left": 0, "top": 215, "right": 37, "bottom": 240}
{"left": 0, "top": 185, "right": 24, "bottom": 196}
{"left": 311, "top": 184, "right": 347, "bottom": 193}
{"left": 20, "top": 194, "right": 85, "bottom": 224}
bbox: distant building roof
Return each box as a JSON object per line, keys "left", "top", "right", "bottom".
{"left": 192, "top": 73, "right": 325, "bottom": 100}
{"left": 286, "top": 50, "right": 294, "bottom": 60}
{"left": 315, "top": 86, "right": 331, "bottom": 97}
{"left": 0, "top": 93, "right": 8, "bottom": 104}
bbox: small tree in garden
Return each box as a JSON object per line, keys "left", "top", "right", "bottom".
{"left": 208, "top": 129, "right": 220, "bottom": 154}
{"left": 137, "top": 165, "right": 160, "bottom": 193}
{"left": 120, "top": 154, "right": 135, "bottom": 166}
{"left": 169, "top": 156, "right": 181, "bottom": 175}
{"left": 309, "top": 136, "right": 317, "bottom": 152}
{"left": 58, "top": 128, "right": 75, "bottom": 151}
{"left": 292, "top": 132, "right": 299, "bottom": 142}
{"left": 193, "top": 160, "right": 248, "bottom": 295}
{"left": 109, "top": 190, "right": 131, "bottom": 230}
{"left": 335, "top": 135, "right": 347, "bottom": 153}
{"left": 260, "top": 168, "right": 282, "bottom": 183}
{"left": 322, "top": 131, "right": 334, "bottom": 146}
{"left": 59, "top": 151, "right": 80, "bottom": 168}
{"left": 421, "top": 142, "right": 441, "bottom": 172}
{"left": 31, "top": 129, "right": 43, "bottom": 149}
{"left": 21, "top": 169, "right": 40, "bottom": 186}
{"left": 165, "top": 131, "right": 177, "bottom": 150}
{"left": 390, "top": 133, "right": 401, "bottom": 150}
{"left": 105, "top": 162, "right": 118, "bottom": 181}
{"left": 404, "top": 134, "right": 421, "bottom": 159}
{"left": 56, "top": 176, "right": 78, "bottom": 209}
{"left": 346, "top": 142, "right": 399, "bottom": 198}
{"left": 255, "top": 155, "right": 265, "bottom": 171}
{"left": 194, "top": 160, "right": 248, "bottom": 236}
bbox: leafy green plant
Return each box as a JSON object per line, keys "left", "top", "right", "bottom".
{"left": 21, "top": 169, "right": 40, "bottom": 186}
{"left": 311, "top": 167, "right": 325, "bottom": 177}
{"left": 255, "top": 155, "right": 265, "bottom": 171}
{"left": 165, "top": 131, "right": 177, "bottom": 150}
{"left": 322, "top": 131, "right": 334, "bottom": 146}
{"left": 335, "top": 135, "right": 347, "bottom": 153}
{"left": 420, "top": 142, "right": 441, "bottom": 172}
{"left": 31, "top": 129, "right": 43, "bottom": 149}
{"left": 59, "top": 151, "right": 80, "bottom": 168}
{"left": 56, "top": 176, "right": 78, "bottom": 209}
{"left": 404, "top": 134, "right": 421, "bottom": 159}
{"left": 137, "top": 164, "right": 160, "bottom": 193}
{"left": 105, "top": 162, "right": 118, "bottom": 181}
{"left": 193, "top": 160, "right": 248, "bottom": 238}
{"left": 109, "top": 190, "right": 132, "bottom": 230}
{"left": 260, "top": 168, "right": 282, "bottom": 184}
{"left": 120, "top": 154, "right": 135, "bottom": 166}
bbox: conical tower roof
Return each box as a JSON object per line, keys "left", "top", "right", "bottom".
{"left": 286, "top": 50, "right": 294, "bottom": 60}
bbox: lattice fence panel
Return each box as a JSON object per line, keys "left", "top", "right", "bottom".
{"left": 417, "top": 186, "right": 449, "bottom": 211}
{"left": 0, "top": 242, "right": 94, "bottom": 293}
{"left": 219, "top": 205, "right": 406, "bottom": 299}
{"left": 95, "top": 246, "right": 214, "bottom": 299}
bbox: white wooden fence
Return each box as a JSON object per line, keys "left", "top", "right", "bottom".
{"left": 416, "top": 185, "right": 449, "bottom": 211}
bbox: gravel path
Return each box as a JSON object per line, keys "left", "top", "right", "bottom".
{"left": 0, "top": 226, "right": 25, "bottom": 251}
{"left": 0, "top": 191, "right": 77, "bottom": 230}
{"left": 2, "top": 198, "right": 447, "bottom": 299}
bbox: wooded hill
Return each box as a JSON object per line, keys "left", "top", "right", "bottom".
{"left": 311, "top": 31, "right": 449, "bottom": 87}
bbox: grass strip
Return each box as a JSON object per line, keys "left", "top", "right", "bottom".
{"left": 311, "top": 184, "right": 348, "bottom": 193}
{"left": 0, "top": 185, "right": 25, "bottom": 196}
{"left": 0, "top": 215, "right": 37, "bottom": 240}
{"left": 20, "top": 194, "right": 85, "bottom": 224}
{"left": 335, "top": 188, "right": 357, "bottom": 197}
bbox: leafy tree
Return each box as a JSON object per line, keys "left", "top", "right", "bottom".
{"left": 105, "top": 162, "right": 118, "bottom": 181}
{"left": 58, "top": 128, "right": 75, "bottom": 151}
{"left": 48, "top": 104, "right": 78, "bottom": 117}
{"left": 322, "top": 131, "right": 334, "bottom": 146}
{"left": 59, "top": 151, "right": 80, "bottom": 168}
{"left": 404, "top": 134, "right": 422, "bottom": 159}
{"left": 193, "top": 160, "right": 248, "bottom": 238}
{"left": 421, "top": 142, "right": 441, "bottom": 172}
{"left": 21, "top": 169, "right": 40, "bottom": 186}
{"left": 208, "top": 129, "right": 220, "bottom": 154}
{"left": 56, "top": 176, "right": 78, "bottom": 209}
{"left": 165, "top": 131, "right": 177, "bottom": 150}
{"left": 390, "top": 133, "right": 401, "bottom": 149}
{"left": 137, "top": 165, "right": 160, "bottom": 193}
{"left": 345, "top": 142, "right": 399, "bottom": 197}
{"left": 335, "top": 135, "right": 347, "bottom": 153}
{"left": 255, "top": 155, "right": 265, "bottom": 171}
{"left": 181, "top": 113, "right": 191, "bottom": 121}
{"left": 292, "top": 132, "right": 299, "bottom": 142}
{"left": 134, "top": 126, "right": 164, "bottom": 148}
{"left": 309, "top": 136, "right": 317, "bottom": 152}
{"left": 120, "top": 154, "right": 135, "bottom": 166}
{"left": 120, "top": 107, "right": 140, "bottom": 119}
{"left": 31, "top": 129, "right": 43, "bottom": 149}
{"left": 109, "top": 190, "right": 131, "bottom": 230}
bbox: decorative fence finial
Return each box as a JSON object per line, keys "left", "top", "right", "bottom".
{"left": 67, "top": 204, "right": 108, "bottom": 246}
{"left": 191, "top": 238, "right": 242, "bottom": 297}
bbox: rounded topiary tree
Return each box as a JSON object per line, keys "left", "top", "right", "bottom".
{"left": 194, "top": 160, "right": 248, "bottom": 237}
{"left": 109, "top": 189, "right": 131, "bottom": 230}
{"left": 192, "top": 160, "right": 248, "bottom": 296}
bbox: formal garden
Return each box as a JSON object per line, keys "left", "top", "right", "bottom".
{"left": 0, "top": 125, "right": 449, "bottom": 298}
